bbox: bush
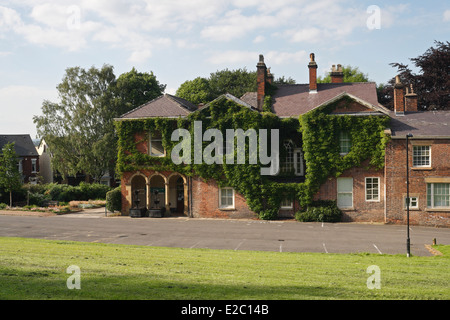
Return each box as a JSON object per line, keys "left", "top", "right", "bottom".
{"left": 295, "top": 200, "right": 342, "bottom": 222}
{"left": 0, "top": 203, "right": 7, "bottom": 210}
{"left": 106, "top": 186, "right": 122, "bottom": 212}
{"left": 28, "top": 192, "right": 51, "bottom": 207}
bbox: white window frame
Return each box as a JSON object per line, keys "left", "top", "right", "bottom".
{"left": 365, "top": 177, "right": 380, "bottom": 202}
{"left": 280, "top": 198, "right": 294, "bottom": 210}
{"left": 337, "top": 177, "right": 353, "bottom": 209}
{"left": 413, "top": 145, "right": 431, "bottom": 168}
{"left": 31, "top": 158, "right": 37, "bottom": 173}
{"left": 404, "top": 196, "right": 419, "bottom": 209}
{"left": 17, "top": 159, "right": 23, "bottom": 174}
{"left": 149, "top": 131, "right": 165, "bottom": 157}
{"left": 219, "top": 187, "right": 235, "bottom": 210}
{"left": 339, "top": 131, "right": 351, "bottom": 155}
{"left": 427, "top": 183, "right": 450, "bottom": 209}
{"left": 281, "top": 140, "right": 295, "bottom": 174}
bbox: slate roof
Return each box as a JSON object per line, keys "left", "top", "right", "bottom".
{"left": 272, "top": 82, "right": 384, "bottom": 116}
{"left": 0, "top": 134, "right": 39, "bottom": 156}
{"left": 388, "top": 111, "right": 450, "bottom": 138}
{"left": 118, "top": 94, "right": 198, "bottom": 119}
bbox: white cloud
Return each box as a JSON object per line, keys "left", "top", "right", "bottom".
{"left": 0, "top": 85, "right": 57, "bottom": 137}
{"left": 207, "top": 49, "right": 308, "bottom": 66}
{"left": 444, "top": 10, "right": 450, "bottom": 22}
{"left": 253, "top": 35, "right": 265, "bottom": 43}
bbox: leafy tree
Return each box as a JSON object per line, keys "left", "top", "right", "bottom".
{"left": 0, "top": 142, "right": 22, "bottom": 206}
{"left": 114, "top": 67, "right": 166, "bottom": 115}
{"left": 378, "top": 41, "right": 450, "bottom": 110}
{"left": 176, "top": 77, "right": 213, "bottom": 105}
{"left": 274, "top": 76, "right": 296, "bottom": 85}
{"left": 33, "top": 65, "right": 165, "bottom": 183}
{"left": 176, "top": 68, "right": 257, "bottom": 104}
{"left": 317, "top": 65, "right": 369, "bottom": 83}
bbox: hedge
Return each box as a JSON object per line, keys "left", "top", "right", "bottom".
{"left": 106, "top": 186, "right": 122, "bottom": 212}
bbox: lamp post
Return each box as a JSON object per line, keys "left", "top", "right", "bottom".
{"left": 406, "top": 133, "right": 413, "bottom": 257}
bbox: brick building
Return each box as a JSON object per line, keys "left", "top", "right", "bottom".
{"left": 115, "top": 54, "right": 450, "bottom": 226}
{"left": 385, "top": 78, "right": 450, "bottom": 226}
{"left": 0, "top": 134, "right": 40, "bottom": 184}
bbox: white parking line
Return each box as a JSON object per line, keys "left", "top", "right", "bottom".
{"left": 234, "top": 240, "right": 245, "bottom": 251}
{"left": 373, "top": 244, "right": 382, "bottom": 254}
{"left": 190, "top": 240, "right": 201, "bottom": 248}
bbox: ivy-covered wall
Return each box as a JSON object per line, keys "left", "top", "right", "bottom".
{"left": 115, "top": 95, "right": 390, "bottom": 219}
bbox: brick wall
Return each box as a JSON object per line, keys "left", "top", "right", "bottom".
{"left": 191, "top": 176, "right": 258, "bottom": 219}
{"left": 314, "top": 159, "right": 385, "bottom": 223}
{"left": 385, "top": 139, "right": 450, "bottom": 227}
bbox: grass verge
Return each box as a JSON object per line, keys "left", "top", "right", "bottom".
{"left": 0, "top": 237, "right": 448, "bottom": 300}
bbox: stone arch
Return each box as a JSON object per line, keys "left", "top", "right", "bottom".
{"left": 167, "top": 173, "right": 188, "bottom": 215}
{"left": 130, "top": 174, "right": 147, "bottom": 210}
{"left": 148, "top": 173, "right": 167, "bottom": 210}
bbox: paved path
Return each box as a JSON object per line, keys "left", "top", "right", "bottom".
{"left": 0, "top": 209, "right": 449, "bottom": 256}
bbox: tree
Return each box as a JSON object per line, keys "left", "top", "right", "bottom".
{"left": 378, "top": 41, "right": 450, "bottom": 110}
{"left": 176, "top": 77, "right": 213, "bottom": 105}
{"left": 113, "top": 67, "right": 166, "bottom": 115}
{"left": 33, "top": 65, "right": 166, "bottom": 183}
{"left": 0, "top": 142, "right": 22, "bottom": 206}
{"left": 317, "top": 65, "right": 369, "bottom": 83}
{"left": 176, "top": 68, "right": 257, "bottom": 104}
{"left": 274, "top": 76, "right": 296, "bottom": 85}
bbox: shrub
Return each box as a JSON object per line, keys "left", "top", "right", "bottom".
{"left": 295, "top": 200, "right": 342, "bottom": 222}
{"left": 259, "top": 209, "right": 278, "bottom": 220}
{"left": 106, "top": 186, "right": 122, "bottom": 212}
{"left": 0, "top": 203, "right": 7, "bottom": 210}
{"left": 28, "top": 192, "right": 51, "bottom": 207}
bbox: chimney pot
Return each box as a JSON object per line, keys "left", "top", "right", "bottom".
{"left": 405, "top": 84, "right": 418, "bottom": 112}
{"left": 330, "top": 63, "right": 344, "bottom": 83}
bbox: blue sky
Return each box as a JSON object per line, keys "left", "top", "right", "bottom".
{"left": 1, "top": 0, "right": 449, "bottom": 139}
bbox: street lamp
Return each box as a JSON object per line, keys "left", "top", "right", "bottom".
{"left": 406, "top": 133, "right": 413, "bottom": 257}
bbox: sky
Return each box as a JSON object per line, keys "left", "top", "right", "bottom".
{"left": 0, "top": 0, "right": 449, "bottom": 139}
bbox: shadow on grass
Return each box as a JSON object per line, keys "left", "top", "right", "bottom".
{"left": 1, "top": 272, "right": 360, "bottom": 300}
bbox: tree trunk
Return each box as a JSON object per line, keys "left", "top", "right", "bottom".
{"left": 9, "top": 191, "right": 12, "bottom": 207}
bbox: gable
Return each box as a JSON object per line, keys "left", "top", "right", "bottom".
{"left": 327, "top": 94, "right": 386, "bottom": 115}
{"left": 273, "top": 82, "right": 387, "bottom": 117}
{"left": 118, "top": 94, "right": 197, "bottom": 119}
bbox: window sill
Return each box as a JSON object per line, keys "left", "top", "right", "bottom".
{"left": 425, "top": 208, "right": 450, "bottom": 212}
{"left": 411, "top": 167, "right": 432, "bottom": 171}
{"left": 219, "top": 207, "right": 235, "bottom": 211}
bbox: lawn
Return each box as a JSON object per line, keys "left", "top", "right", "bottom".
{"left": 0, "top": 237, "right": 448, "bottom": 300}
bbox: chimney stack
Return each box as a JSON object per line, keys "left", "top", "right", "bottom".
{"left": 256, "top": 54, "right": 267, "bottom": 111}
{"left": 308, "top": 53, "right": 318, "bottom": 93}
{"left": 330, "top": 64, "right": 344, "bottom": 83}
{"left": 394, "top": 75, "right": 405, "bottom": 115}
{"left": 267, "top": 68, "right": 274, "bottom": 85}
{"left": 405, "top": 84, "right": 418, "bottom": 112}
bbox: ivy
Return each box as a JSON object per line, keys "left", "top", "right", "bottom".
{"left": 115, "top": 95, "right": 390, "bottom": 219}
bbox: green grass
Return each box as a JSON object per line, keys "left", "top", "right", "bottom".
{"left": 0, "top": 237, "right": 448, "bottom": 300}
